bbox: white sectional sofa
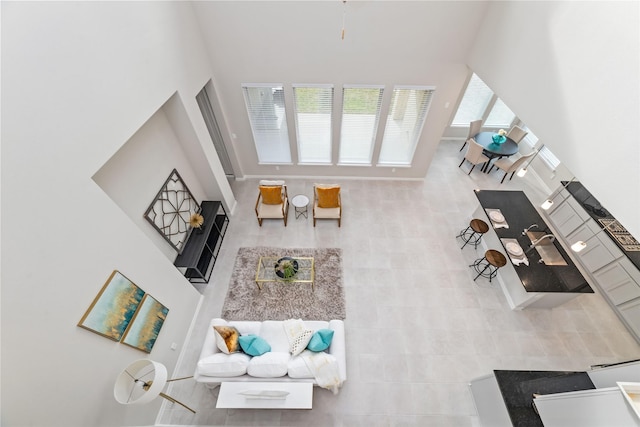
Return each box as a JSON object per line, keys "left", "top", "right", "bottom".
{"left": 194, "top": 318, "right": 346, "bottom": 387}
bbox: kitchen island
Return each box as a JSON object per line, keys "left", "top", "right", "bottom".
{"left": 470, "top": 361, "right": 640, "bottom": 427}
{"left": 470, "top": 370, "right": 595, "bottom": 427}
{"left": 473, "top": 190, "right": 592, "bottom": 309}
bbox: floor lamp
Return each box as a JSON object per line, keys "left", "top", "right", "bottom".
{"left": 114, "top": 359, "right": 196, "bottom": 414}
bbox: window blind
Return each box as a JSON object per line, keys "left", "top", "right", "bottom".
{"left": 452, "top": 74, "right": 493, "bottom": 126}
{"left": 378, "top": 86, "right": 434, "bottom": 166}
{"left": 241, "top": 84, "right": 291, "bottom": 164}
{"left": 484, "top": 98, "right": 516, "bottom": 128}
{"left": 521, "top": 126, "right": 561, "bottom": 170}
{"left": 339, "top": 85, "right": 384, "bottom": 164}
{"left": 293, "top": 84, "right": 333, "bottom": 164}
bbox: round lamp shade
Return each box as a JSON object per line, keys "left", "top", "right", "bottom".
{"left": 114, "top": 359, "right": 168, "bottom": 405}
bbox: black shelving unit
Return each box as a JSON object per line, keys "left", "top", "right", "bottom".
{"left": 174, "top": 201, "right": 228, "bottom": 283}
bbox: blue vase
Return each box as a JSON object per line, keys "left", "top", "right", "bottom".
{"left": 492, "top": 134, "right": 506, "bottom": 144}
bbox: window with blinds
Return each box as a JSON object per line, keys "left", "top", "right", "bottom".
{"left": 378, "top": 86, "right": 434, "bottom": 166}
{"left": 484, "top": 98, "right": 516, "bottom": 128}
{"left": 339, "top": 85, "right": 384, "bottom": 165}
{"left": 452, "top": 74, "right": 493, "bottom": 126}
{"left": 241, "top": 84, "right": 291, "bottom": 164}
{"left": 293, "top": 84, "right": 334, "bottom": 164}
{"left": 521, "top": 126, "right": 561, "bottom": 171}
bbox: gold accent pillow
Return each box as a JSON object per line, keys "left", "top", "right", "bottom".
{"left": 213, "top": 326, "right": 241, "bottom": 354}
{"left": 316, "top": 186, "right": 340, "bottom": 208}
{"left": 259, "top": 186, "right": 283, "bottom": 205}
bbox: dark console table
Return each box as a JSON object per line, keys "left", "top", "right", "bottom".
{"left": 174, "top": 201, "right": 228, "bottom": 283}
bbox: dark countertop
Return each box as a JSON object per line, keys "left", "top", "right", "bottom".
{"left": 475, "top": 190, "right": 593, "bottom": 293}
{"left": 565, "top": 181, "right": 640, "bottom": 270}
{"left": 494, "top": 370, "right": 595, "bottom": 427}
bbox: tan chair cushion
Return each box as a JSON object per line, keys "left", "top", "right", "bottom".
{"left": 314, "top": 205, "right": 341, "bottom": 218}
{"left": 257, "top": 199, "right": 287, "bottom": 218}
{"left": 316, "top": 186, "right": 340, "bottom": 208}
{"left": 259, "top": 185, "right": 283, "bottom": 205}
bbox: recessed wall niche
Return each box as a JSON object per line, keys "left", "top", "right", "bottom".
{"left": 92, "top": 93, "right": 210, "bottom": 261}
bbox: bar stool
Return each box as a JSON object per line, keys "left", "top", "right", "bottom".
{"left": 457, "top": 219, "right": 489, "bottom": 249}
{"left": 470, "top": 249, "right": 507, "bottom": 282}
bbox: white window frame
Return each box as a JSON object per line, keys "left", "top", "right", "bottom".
{"left": 292, "top": 83, "right": 334, "bottom": 165}
{"left": 483, "top": 97, "right": 517, "bottom": 129}
{"left": 338, "top": 84, "right": 384, "bottom": 166}
{"left": 451, "top": 73, "right": 517, "bottom": 130}
{"left": 451, "top": 73, "right": 493, "bottom": 126}
{"left": 520, "top": 125, "right": 561, "bottom": 171}
{"left": 377, "top": 85, "right": 435, "bottom": 167}
{"left": 241, "top": 83, "right": 291, "bottom": 165}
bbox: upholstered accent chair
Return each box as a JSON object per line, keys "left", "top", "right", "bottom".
{"left": 459, "top": 119, "right": 483, "bottom": 152}
{"left": 490, "top": 151, "right": 536, "bottom": 183}
{"left": 458, "top": 139, "right": 489, "bottom": 175}
{"left": 255, "top": 180, "right": 289, "bottom": 226}
{"left": 313, "top": 184, "right": 341, "bottom": 227}
{"left": 506, "top": 125, "right": 528, "bottom": 144}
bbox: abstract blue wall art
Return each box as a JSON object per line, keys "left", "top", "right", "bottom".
{"left": 77, "top": 270, "right": 145, "bottom": 341}
{"left": 121, "top": 294, "right": 169, "bottom": 353}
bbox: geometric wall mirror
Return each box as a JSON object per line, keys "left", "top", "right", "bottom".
{"left": 144, "top": 169, "right": 200, "bottom": 254}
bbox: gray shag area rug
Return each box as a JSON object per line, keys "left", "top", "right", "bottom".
{"left": 221, "top": 247, "right": 345, "bottom": 321}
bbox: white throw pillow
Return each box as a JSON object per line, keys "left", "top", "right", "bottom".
{"left": 290, "top": 330, "right": 313, "bottom": 356}
{"left": 287, "top": 356, "right": 314, "bottom": 379}
{"left": 282, "top": 318, "right": 313, "bottom": 356}
{"left": 247, "top": 352, "right": 290, "bottom": 378}
{"left": 259, "top": 180, "right": 285, "bottom": 186}
{"left": 197, "top": 353, "right": 251, "bottom": 377}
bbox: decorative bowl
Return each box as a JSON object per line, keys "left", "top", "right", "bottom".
{"left": 492, "top": 134, "right": 507, "bottom": 144}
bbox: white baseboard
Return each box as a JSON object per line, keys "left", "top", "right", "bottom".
{"left": 155, "top": 294, "right": 205, "bottom": 426}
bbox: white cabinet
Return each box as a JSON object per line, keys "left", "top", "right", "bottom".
{"left": 594, "top": 258, "right": 640, "bottom": 305}
{"left": 469, "top": 375, "right": 513, "bottom": 427}
{"left": 545, "top": 189, "right": 571, "bottom": 214}
{"left": 569, "top": 219, "right": 623, "bottom": 273}
{"left": 548, "top": 192, "right": 591, "bottom": 235}
{"left": 618, "top": 298, "right": 640, "bottom": 339}
{"left": 534, "top": 387, "right": 640, "bottom": 427}
{"left": 544, "top": 191, "right": 640, "bottom": 344}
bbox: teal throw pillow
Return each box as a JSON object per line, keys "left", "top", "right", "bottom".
{"left": 238, "top": 334, "right": 271, "bottom": 356}
{"left": 307, "top": 329, "right": 334, "bottom": 352}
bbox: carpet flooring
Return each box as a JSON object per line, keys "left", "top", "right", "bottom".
{"left": 221, "top": 247, "right": 346, "bottom": 321}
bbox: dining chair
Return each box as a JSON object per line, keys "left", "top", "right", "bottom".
{"left": 459, "top": 119, "right": 483, "bottom": 152}
{"left": 506, "top": 125, "right": 528, "bottom": 144}
{"left": 490, "top": 151, "right": 536, "bottom": 183}
{"left": 255, "top": 180, "right": 289, "bottom": 226}
{"left": 458, "top": 139, "right": 490, "bottom": 175}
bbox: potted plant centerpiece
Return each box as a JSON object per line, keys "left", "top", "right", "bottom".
{"left": 274, "top": 257, "right": 299, "bottom": 280}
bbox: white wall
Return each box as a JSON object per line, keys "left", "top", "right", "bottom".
{"left": 1, "top": 2, "right": 232, "bottom": 426}
{"left": 192, "top": 1, "right": 490, "bottom": 180}
{"left": 93, "top": 98, "right": 211, "bottom": 262}
{"left": 468, "top": 1, "right": 640, "bottom": 237}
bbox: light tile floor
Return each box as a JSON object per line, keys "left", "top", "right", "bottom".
{"left": 157, "top": 140, "right": 640, "bottom": 426}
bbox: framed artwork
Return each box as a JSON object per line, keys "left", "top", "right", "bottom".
{"left": 143, "top": 169, "right": 200, "bottom": 254}
{"left": 77, "top": 270, "right": 145, "bottom": 341}
{"left": 121, "top": 294, "right": 169, "bottom": 353}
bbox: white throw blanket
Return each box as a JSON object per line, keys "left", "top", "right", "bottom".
{"left": 283, "top": 319, "right": 343, "bottom": 394}
{"left": 299, "top": 349, "right": 342, "bottom": 394}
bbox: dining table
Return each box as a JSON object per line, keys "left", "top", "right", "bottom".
{"left": 473, "top": 131, "right": 519, "bottom": 173}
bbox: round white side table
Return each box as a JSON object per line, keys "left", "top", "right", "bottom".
{"left": 291, "top": 194, "right": 310, "bottom": 219}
